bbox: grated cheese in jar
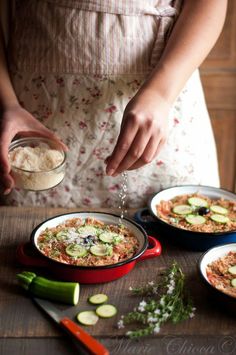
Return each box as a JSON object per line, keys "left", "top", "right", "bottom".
{"left": 9, "top": 144, "right": 65, "bottom": 191}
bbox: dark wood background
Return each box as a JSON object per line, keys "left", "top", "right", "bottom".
{"left": 200, "top": 0, "right": 236, "bottom": 192}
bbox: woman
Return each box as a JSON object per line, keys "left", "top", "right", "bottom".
{"left": 0, "top": 0, "right": 227, "bottom": 207}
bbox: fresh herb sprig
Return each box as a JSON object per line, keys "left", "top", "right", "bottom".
{"left": 117, "top": 262, "right": 195, "bottom": 338}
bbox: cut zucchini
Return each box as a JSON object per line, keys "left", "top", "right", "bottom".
{"left": 172, "top": 205, "right": 192, "bottom": 215}
{"left": 231, "top": 278, "right": 236, "bottom": 288}
{"left": 210, "top": 205, "right": 228, "bottom": 215}
{"left": 210, "top": 214, "right": 229, "bottom": 224}
{"left": 185, "top": 214, "right": 206, "bottom": 225}
{"left": 66, "top": 244, "right": 88, "bottom": 257}
{"left": 99, "top": 232, "right": 117, "bottom": 243}
{"left": 228, "top": 265, "right": 236, "bottom": 276}
{"left": 89, "top": 293, "right": 108, "bottom": 305}
{"left": 90, "top": 244, "right": 112, "bottom": 256}
{"left": 77, "top": 226, "right": 98, "bottom": 237}
{"left": 188, "top": 197, "right": 208, "bottom": 207}
{"left": 17, "top": 271, "right": 80, "bottom": 305}
{"left": 77, "top": 311, "right": 99, "bottom": 325}
{"left": 56, "top": 230, "right": 68, "bottom": 241}
{"left": 96, "top": 304, "right": 117, "bottom": 318}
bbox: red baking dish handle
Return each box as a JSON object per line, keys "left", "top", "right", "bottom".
{"left": 16, "top": 243, "right": 50, "bottom": 267}
{"left": 138, "top": 236, "right": 162, "bottom": 262}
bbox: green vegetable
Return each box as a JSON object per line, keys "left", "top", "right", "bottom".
{"left": 188, "top": 197, "right": 208, "bottom": 207}
{"left": 56, "top": 230, "right": 68, "bottom": 241}
{"left": 96, "top": 304, "right": 117, "bottom": 318}
{"left": 231, "top": 278, "right": 236, "bottom": 288}
{"left": 99, "top": 232, "right": 117, "bottom": 243}
{"left": 66, "top": 244, "right": 88, "bottom": 257}
{"left": 210, "top": 205, "right": 228, "bottom": 215}
{"left": 17, "top": 271, "right": 79, "bottom": 305}
{"left": 89, "top": 293, "right": 108, "bottom": 305}
{"left": 185, "top": 214, "right": 206, "bottom": 225}
{"left": 228, "top": 265, "right": 236, "bottom": 275}
{"left": 77, "top": 311, "right": 99, "bottom": 325}
{"left": 90, "top": 244, "right": 113, "bottom": 256}
{"left": 210, "top": 214, "right": 229, "bottom": 224}
{"left": 172, "top": 205, "right": 192, "bottom": 215}
{"left": 77, "top": 226, "right": 98, "bottom": 236}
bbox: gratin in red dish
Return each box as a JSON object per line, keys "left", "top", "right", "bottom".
{"left": 37, "top": 217, "right": 139, "bottom": 267}
{"left": 156, "top": 194, "right": 236, "bottom": 233}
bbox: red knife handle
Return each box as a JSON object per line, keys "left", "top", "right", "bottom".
{"left": 60, "top": 317, "right": 109, "bottom": 355}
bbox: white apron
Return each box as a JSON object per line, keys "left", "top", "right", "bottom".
{"left": 4, "top": 0, "right": 219, "bottom": 207}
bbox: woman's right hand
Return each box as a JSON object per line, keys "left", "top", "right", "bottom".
{"left": 0, "top": 104, "right": 67, "bottom": 195}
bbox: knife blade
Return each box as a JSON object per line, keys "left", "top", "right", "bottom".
{"left": 33, "top": 297, "right": 109, "bottom": 355}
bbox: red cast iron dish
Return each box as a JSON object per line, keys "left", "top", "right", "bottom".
{"left": 16, "top": 212, "right": 161, "bottom": 283}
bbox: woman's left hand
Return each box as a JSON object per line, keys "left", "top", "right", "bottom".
{"left": 105, "top": 88, "right": 170, "bottom": 176}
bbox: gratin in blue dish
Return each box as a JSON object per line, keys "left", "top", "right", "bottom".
{"left": 134, "top": 185, "right": 236, "bottom": 251}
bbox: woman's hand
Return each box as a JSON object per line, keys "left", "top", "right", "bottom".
{"left": 0, "top": 104, "right": 67, "bottom": 194}
{"left": 105, "top": 88, "right": 170, "bottom": 176}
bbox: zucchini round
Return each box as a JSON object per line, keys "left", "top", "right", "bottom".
{"left": 172, "top": 205, "right": 192, "bottom": 215}
{"left": 66, "top": 244, "right": 88, "bottom": 257}
{"left": 96, "top": 304, "right": 117, "bottom": 318}
{"left": 56, "top": 230, "right": 68, "bottom": 241}
{"left": 99, "top": 232, "right": 117, "bottom": 243}
{"left": 188, "top": 197, "right": 208, "bottom": 207}
{"left": 77, "top": 311, "right": 99, "bottom": 325}
{"left": 185, "top": 214, "right": 206, "bottom": 225}
{"left": 210, "top": 205, "right": 228, "bottom": 215}
{"left": 231, "top": 278, "right": 236, "bottom": 288}
{"left": 89, "top": 293, "right": 108, "bottom": 305}
{"left": 228, "top": 265, "right": 236, "bottom": 276}
{"left": 90, "top": 244, "right": 112, "bottom": 256}
{"left": 210, "top": 214, "right": 229, "bottom": 224}
{"left": 77, "top": 226, "right": 98, "bottom": 237}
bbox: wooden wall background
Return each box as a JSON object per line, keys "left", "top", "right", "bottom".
{"left": 200, "top": 0, "right": 236, "bottom": 192}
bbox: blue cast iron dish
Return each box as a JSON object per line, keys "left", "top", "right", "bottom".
{"left": 199, "top": 243, "right": 236, "bottom": 312}
{"left": 134, "top": 185, "right": 236, "bottom": 251}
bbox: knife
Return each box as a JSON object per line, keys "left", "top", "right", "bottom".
{"left": 33, "top": 297, "right": 109, "bottom": 355}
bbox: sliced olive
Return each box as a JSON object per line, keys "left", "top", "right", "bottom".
{"left": 198, "top": 207, "right": 210, "bottom": 216}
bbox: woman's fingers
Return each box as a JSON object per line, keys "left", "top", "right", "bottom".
{"left": 127, "top": 136, "right": 160, "bottom": 171}
{"left": 0, "top": 130, "right": 16, "bottom": 193}
{"left": 106, "top": 115, "right": 139, "bottom": 175}
{"left": 127, "top": 137, "right": 165, "bottom": 170}
{"left": 111, "top": 129, "right": 151, "bottom": 175}
{"left": 19, "top": 129, "right": 69, "bottom": 151}
{"left": 0, "top": 129, "right": 16, "bottom": 175}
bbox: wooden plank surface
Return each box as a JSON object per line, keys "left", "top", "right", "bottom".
{"left": 0, "top": 207, "right": 236, "bottom": 350}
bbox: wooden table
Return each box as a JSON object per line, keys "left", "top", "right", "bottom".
{"left": 0, "top": 207, "right": 236, "bottom": 355}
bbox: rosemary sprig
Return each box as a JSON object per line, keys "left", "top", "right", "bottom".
{"left": 117, "top": 262, "right": 195, "bottom": 338}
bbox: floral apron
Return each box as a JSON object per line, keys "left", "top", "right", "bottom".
{"left": 4, "top": 0, "right": 219, "bottom": 208}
